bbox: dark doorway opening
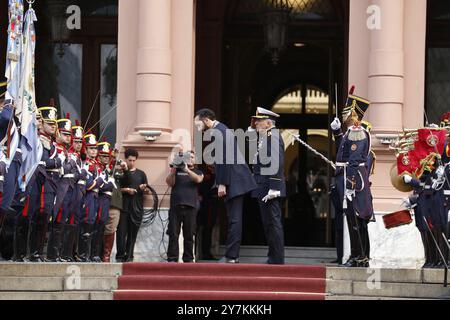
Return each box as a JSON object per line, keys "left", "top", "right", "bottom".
{"left": 196, "top": 0, "right": 349, "bottom": 248}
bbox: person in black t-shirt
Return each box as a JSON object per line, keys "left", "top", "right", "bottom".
{"left": 166, "top": 150, "right": 204, "bottom": 263}
{"left": 116, "top": 149, "right": 151, "bottom": 262}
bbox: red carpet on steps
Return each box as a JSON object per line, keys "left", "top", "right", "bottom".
{"left": 114, "top": 263, "right": 326, "bottom": 300}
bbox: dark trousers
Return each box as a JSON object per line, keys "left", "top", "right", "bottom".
{"left": 116, "top": 210, "right": 140, "bottom": 262}
{"left": 257, "top": 198, "right": 285, "bottom": 264}
{"left": 224, "top": 195, "right": 244, "bottom": 260}
{"left": 167, "top": 205, "right": 198, "bottom": 262}
{"left": 346, "top": 205, "right": 370, "bottom": 260}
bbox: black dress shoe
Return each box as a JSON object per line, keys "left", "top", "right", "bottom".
{"left": 29, "top": 255, "right": 44, "bottom": 263}
{"left": 356, "top": 257, "right": 370, "bottom": 268}
{"left": 219, "top": 257, "right": 239, "bottom": 264}
{"left": 91, "top": 256, "right": 102, "bottom": 263}
{"left": 342, "top": 258, "right": 357, "bottom": 268}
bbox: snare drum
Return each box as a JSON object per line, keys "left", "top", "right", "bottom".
{"left": 383, "top": 210, "right": 413, "bottom": 229}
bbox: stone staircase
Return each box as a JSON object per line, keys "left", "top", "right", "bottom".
{"left": 326, "top": 267, "right": 450, "bottom": 300}
{"left": 1, "top": 253, "right": 450, "bottom": 300}
{"left": 0, "top": 263, "right": 120, "bottom": 300}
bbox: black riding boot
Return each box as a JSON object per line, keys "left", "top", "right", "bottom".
{"left": 78, "top": 223, "right": 93, "bottom": 262}
{"left": 45, "top": 223, "right": 64, "bottom": 262}
{"left": 12, "top": 216, "right": 29, "bottom": 262}
{"left": 90, "top": 223, "right": 105, "bottom": 263}
{"left": 61, "top": 224, "right": 77, "bottom": 262}
{"left": 29, "top": 215, "right": 48, "bottom": 262}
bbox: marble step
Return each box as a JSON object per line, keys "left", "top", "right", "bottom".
{"left": 0, "top": 276, "right": 118, "bottom": 292}
{"left": 0, "top": 263, "right": 122, "bottom": 277}
{"left": 326, "top": 295, "right": 437, "bottom": 300}
{"left": 219, "top": 246, "right": 337, "bottom": 259}
{"left": 327, "top": 267, "right": 450, "bottom": 284}
{"left": 207, "top": 257, "right": 334, "bottom": 265}
{"left": 0, "top": 291, "right": 113, "bottom": 300}
{"left": 327, "top": 280, "right": 450, "bottom": 299}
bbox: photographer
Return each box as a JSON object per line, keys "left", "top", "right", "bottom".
{"left": 116, "top": 149, "right": 150, "bottom": 262}
{"left": 166, "top": 150, "right": 204, "bottom": 263}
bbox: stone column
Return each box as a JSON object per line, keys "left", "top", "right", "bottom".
{"left": 348, "top": 0, "right": 370, "bottom": 98}
{"left": 403, "top": 0, "right": 427, "bottom": 129}
{"left": 368, "top": 0, "right": 404, "bottom": 133}
{"left": 135, "top": 0, "right": 172, "bottom": 134}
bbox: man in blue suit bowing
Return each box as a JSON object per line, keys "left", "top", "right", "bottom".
{"left": 195, "top": 109, "right": 257, "bottom": 263}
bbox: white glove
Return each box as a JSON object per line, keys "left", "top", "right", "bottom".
{"left": 330, "top": 118, "right": 341, "bottom": 131}
{"left": 262, "top": 189, "right": 281, "bottom": 203}
{"left": 247, "top": 126, "right": 256, "bottom": 133}
{"left": 403, "top": 175, "right": 413, "bottom": 184}
{"left": 57, "top": 152, "right": 66, "bottom": 164}
{"left": 345, "top": 189, "right": 355, "bottom": 201}
{"left": 402, "top": 197, "right": 412, "bottom": 209}
{"left": 436, "top": 166, "right": 445, "bottom": 178}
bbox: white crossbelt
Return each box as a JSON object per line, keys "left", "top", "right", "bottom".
{"left": 46, "top": 169, "right": 60, "bottom": 173}
{"left": 78, "top": 180, "right": 86, "bottom": 186}
{"left": 63, "top": 174, "right": 75, "bottom": 179}
{"left": 335, "top": 162, "right": 366, "bottom": 167}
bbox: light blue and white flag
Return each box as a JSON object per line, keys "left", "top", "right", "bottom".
{"left": 17, "top": 3, "right": 42, "bottom": 191}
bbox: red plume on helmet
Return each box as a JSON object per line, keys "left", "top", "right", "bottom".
{"left": 349, "top": 85, "right": 355, "bottom": 95}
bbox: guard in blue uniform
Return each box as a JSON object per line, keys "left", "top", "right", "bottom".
{"left": 404, "top": 172, "right": 435, "bottom": 268}
{"left": 0, "top": 83, "right": 19, "bottom": 260}
{"left": 28, "top": 104, "right": 62, "bottom": 262}
{"left": 10, "top": 110, "right": 41, "bottom": 262}
{"left": 194, "top": 108, "right": 257, "bottom": 263}
{"left": 77, "top": 134, "right": 103, "bottom": 262}
{"left": 250, "top": 107, "right": 286, "bottom": 265}
{"left": 45, "top": 114, "right": 76, "bottom": 262}
{"left": 330, "top": 93, "right": 374, "bottom": 268}
{"left": 60, "top": 121, "right": 87, "bottom": 262}
{"left": 91, "top": 141, "right": 116, "bottom": 262}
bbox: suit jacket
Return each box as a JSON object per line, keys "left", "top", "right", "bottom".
{"left": 251, "top": 128, "right": 286, "bottom": 199}
{"left": 213, "top": 122, "right": 257, "bottom": 200}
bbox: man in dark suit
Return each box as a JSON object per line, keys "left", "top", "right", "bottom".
{"left": 195, "top": 109, "right": 257, "bottom": 263}
{"left": 250, "top": 107, "right": 286, "bottom": 264}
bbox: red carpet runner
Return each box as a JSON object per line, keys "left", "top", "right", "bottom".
{"left": 114, "top": 263, "right": 326, "bottom": 300}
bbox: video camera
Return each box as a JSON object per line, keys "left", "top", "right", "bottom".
{"left": 170, "top": 152, "right": 191, "bottom": 170}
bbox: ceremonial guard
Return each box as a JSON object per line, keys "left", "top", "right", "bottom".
{"left": 78, "top": 133, "right": 102, "bottom": 262}
{"left": 60, "top": 121, "right": 87, "bottom": 262}
{"left": 0, "top": 82, "right": 19, "bottom": 260}
{"left": 330, "top": 91, "right": 374, "bottom": 268}
{"left": 393, "top": 125, "right": 447, "bottom": 268}
{"left": 91, "top": 141, "right": 116, "bottom": 262}
{"left": 45, "top": 114, "right": 75, "bottom": 262}
{"left": 250, "top": 107, "right": 286, "bottom": 265}
{"left": 28, "top": 104, "right": 61, "bottom": 262}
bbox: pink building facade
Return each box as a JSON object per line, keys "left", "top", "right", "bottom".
{"left": 117, "top": 0, "right": 428, "bottom": 213}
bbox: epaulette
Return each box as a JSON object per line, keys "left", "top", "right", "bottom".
{"left": 348, "top": 126, "right": 367, "bottom": 142}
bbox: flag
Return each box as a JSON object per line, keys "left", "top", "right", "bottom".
{"left": 17, "top": 4, "right": 42, "bottom": 191}
{"left": 4, "top": 0, "right": 24, "bottom": 102}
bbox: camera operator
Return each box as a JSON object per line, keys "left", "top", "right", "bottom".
{"left": 166, "top": 150, "right": 204, "bottom": 263}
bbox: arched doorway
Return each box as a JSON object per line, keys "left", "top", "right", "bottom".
{"left": 195, "top": 0, "right": 349, "bottom": 247}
